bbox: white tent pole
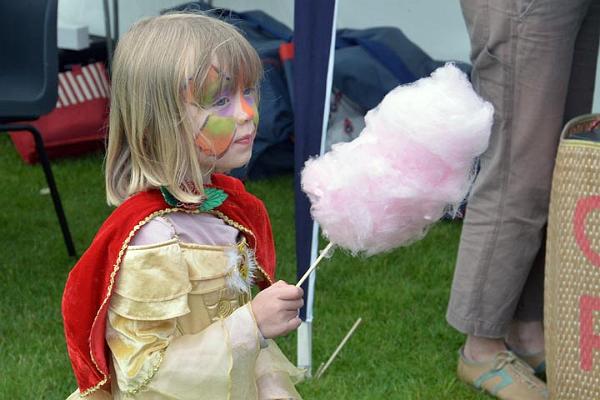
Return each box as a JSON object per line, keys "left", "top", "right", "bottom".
{"left": 297, "top": 0, "right": 339, "bottom": 377}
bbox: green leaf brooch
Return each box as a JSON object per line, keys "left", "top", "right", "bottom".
{"left": 160, "top": 186, "right": 228, "bottom": 212}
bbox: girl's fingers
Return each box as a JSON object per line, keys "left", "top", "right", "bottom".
{"left": 282, "top": 298, "right": 304, "bottom": 311}
{"left": 281, "top": 309, "right": 299, "bottom": 321}
{"left": 286, "top": 316, "right": 302, "bottom": 331}
{"left": 277, "top": 286, "right": 304, "bottom": 300}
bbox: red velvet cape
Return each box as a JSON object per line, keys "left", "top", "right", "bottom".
{"left": 62, "top": 174, "right": 276, "bottom": 395}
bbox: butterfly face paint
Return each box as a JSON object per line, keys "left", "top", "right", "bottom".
{"left": 195, "top": 84, "right": 259, "bottom": 158}
{"left": 198, "top": 66, "right": 222, "bottom": 107}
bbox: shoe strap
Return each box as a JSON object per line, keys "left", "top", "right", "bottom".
{"left": 493, "top": 352, "right": 543, "bottom": 390}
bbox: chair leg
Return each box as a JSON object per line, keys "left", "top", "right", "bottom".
{"left": 1, "top": 124, "right": 77, "bottom": 257}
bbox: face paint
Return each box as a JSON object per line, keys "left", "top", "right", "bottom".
{"left": 252, "top": 105, "right": 260, "bottom": 129}
{"left": 252, "top": 105, "right": 260, "bottom": 127}
{"left": 195, "top": 114, "right": 236, "bottom": 157}
{"left": 240, "top": 90, "right": 260, "bottom": 128}
{"left": 195, "top": 88, "right": 237, "bottom": 157}
{"left": 198, "top": 66, "right": 227, "bottom": 106}
{"left": 196, "top": 87, "right": 260, "bottom": 157}
{"left": 192, "top": 65, "right": 260, "bottom": 158}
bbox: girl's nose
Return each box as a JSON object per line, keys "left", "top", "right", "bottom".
{"left": 235, "top": 91, "right": 255, "bottom": 123}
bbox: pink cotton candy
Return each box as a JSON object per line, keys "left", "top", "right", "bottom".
{"left": 301, "top": 64, "right": 494, "bottom": 256}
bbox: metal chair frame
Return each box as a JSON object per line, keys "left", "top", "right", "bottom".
{"left": 0, "top": 125, "right": 76, "bottom": 257}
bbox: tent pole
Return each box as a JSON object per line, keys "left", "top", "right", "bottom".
{"left": 296, "top": 0, "right": 339, "bottom": 376}
{"left": 297, "top": 221, "right": 320, "bottom": 374}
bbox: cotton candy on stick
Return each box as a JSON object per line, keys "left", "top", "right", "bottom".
{"left": 298, "top": 64, "right": 493, "bottom": 279}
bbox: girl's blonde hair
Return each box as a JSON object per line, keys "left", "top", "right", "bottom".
{"left": 105, "top": 12, "right": 262, "bottom": 206}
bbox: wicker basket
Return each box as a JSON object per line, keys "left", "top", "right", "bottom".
{"left": 546, "top": 114, "right": 600, "bottom": 399}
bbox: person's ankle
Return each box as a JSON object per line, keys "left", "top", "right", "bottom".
{"left": 463, "top": 336, "right": 507, "bottom": 363}
{"left": 506, "top": 320, "right": 545, "bottom": 355}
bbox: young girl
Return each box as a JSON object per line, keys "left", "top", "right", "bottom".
{"left": 62, "top": 13, "right": 305, "bottom": 400}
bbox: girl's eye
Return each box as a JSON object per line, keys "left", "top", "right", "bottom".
{"left": 243, "top": 87, "right": 256, "bottom": 97}
{"left": 212, "top": 97, "right": 230, "bottom": 107}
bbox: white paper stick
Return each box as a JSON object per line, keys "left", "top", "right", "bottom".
{"left": 314, "top": 362, "right": 325, "bottom": 378}
{"left": 315, "top": 317, "right": 362, "bottom": 379}
{"left": 296, "top": 242, "right": 335, "bottom": 287}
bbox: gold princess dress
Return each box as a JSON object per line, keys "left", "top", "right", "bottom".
{"left": 67, "top": 212, "right": 304, "bottom": 400}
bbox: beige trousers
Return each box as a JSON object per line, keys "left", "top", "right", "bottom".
{"left": 447, "top": 0, "right": 600, "bottom": 338}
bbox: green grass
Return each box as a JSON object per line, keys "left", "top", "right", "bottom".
{"left": 0, "top": 134, "right": 489, "bottom": 399}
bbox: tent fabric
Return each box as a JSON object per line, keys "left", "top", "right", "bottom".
{"left": 293, "top": 0, "right": 337, "bottom": 320}
{"left": 334, "top": 27, "right": 471, "bottom": 111}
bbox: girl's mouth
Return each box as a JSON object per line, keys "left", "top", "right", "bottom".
{"left": 234, "top": 134, "right": 254, "bottom": 145}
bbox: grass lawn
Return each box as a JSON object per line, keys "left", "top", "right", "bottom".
{"left": 0, "top": 134, "right": 489, "bottom": 399}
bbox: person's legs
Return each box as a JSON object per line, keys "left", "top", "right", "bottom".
{"left": 448, "top": 0, "right": 595, "bottom": 370}
{"left": 508, "top": 0, "right": 600, "bottom": 357}
{"left": 561, "top": 0, "right": 600, "bottom": 124}
{"left": 507, "top": 240, "right": 545, "bottom": 356}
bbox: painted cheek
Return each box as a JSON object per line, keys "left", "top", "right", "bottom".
{"left": 195, "top": 115, "right": 236, "bottom": 157}
{"left": 240, "top": 94, "right": 259, "bottom": 126}
{"left": 252, "top": 103, "right": 259, "bottom": 126}
{"left": 215, "top": 101, "right": 235, "bottom": 117}
{"left": 241, "top": 94, "right": 255, "bottom": 119}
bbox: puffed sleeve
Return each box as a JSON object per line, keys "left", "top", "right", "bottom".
{"left": 107, "top": 240, "right": 262, "bottom": 399}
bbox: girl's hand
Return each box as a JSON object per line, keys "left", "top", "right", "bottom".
{"left": 250, "top": 280, "right": 304, "bottom": 339}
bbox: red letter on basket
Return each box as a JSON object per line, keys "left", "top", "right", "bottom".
{"left": 580, "top": 296, "right": 600, "bottom": 371}
{"left": 573, "top": 195, "right": 600, "bottom": 268}
{"left": 574, "top": 196, "right": 600, "bottom": 371}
